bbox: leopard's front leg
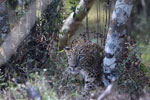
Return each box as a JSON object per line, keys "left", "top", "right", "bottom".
{"left": 80, "top": 69, "right": 96, "bottom": 96}
{"left": 81, "top": 81, "right": 96, "bottom": 96}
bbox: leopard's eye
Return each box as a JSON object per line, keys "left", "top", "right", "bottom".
{"left": 79, "top": 55, "right": 85, "bottom": 60}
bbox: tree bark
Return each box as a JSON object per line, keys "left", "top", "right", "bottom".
{"left": 0, "top": 1, "right": 10, "bottom": 44}
{"left": 141, "top": 0, "right": 147, "bottom": 20}
{"left": 102, "top": 0, "right": 136, "bottom": 86}
{"left": 59, "top": 0, "right": 94, "bottom": 49}
{"left": 0, "top": 0, "right": 53, "bottom": 67}
{"left": 0, "top": 0, "right": 5, "bottom": 5}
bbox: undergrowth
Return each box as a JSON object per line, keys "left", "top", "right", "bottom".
{"left": 0, "top": 53, "right": 82, "bottom": 100}
{"left": 117, "top": 41, "right": 150, "bottom": 94}
{"left": 0, "top": 0, "right": 150, "bottom": 100}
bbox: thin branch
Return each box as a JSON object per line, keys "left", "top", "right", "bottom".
{"left": 59, "top": 0, "right": 94, "bottom": 49}
{"left": 25, "top": 82, "right": 42, "bottom": 100}
{"left": 97, "top": 78, "right": 115, "bottom": 100}
{"left": 141, "top": 0, "right": 147, "bottom": 20}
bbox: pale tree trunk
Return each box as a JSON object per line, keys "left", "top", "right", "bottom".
{"left": 141, "top": 0, "right": 147, "bottom": 20}
{"left": 59, "top": 0, "right": 94, "bottom": 49}
{"left": 0, "top": 0, "right": 53, "bottom": 66}
{"left": 102, "top": 0, "right": 136, "bottom": 86}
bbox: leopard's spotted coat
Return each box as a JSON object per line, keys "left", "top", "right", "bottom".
{"left": 65, "top": 40, "right": 103, "bottom": 96}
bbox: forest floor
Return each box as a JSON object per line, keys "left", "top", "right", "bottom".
{"left": 0, "top": 41, "right": 150, "bottom": 100}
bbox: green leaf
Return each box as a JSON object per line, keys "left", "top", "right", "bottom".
{"left": 140, "top": 63, "right": 147, "bottom": 72}
{"left": 73, "top": 12, "right": 76, "bottom": 18}
{"left": 60, "top": 50, "right": 64, "bottom": 53}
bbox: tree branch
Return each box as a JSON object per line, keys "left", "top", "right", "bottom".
{"left": 97, "top": 78, "right": 115, "bottom": 100}
{"left": 59, "top": 0, "right": 94, "bottom": 49}
{"left": 25, "top": 82, "right": 42, "bottom": 100}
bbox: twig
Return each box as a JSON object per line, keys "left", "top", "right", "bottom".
{"left": 25, "top": 82, "right": 42, "bottom": 100}
{"left": 97, "top": 78, "right": 115, "bottom": 100}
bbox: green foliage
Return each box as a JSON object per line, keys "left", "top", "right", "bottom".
{"left": 7, "top": 0, "right": 18, "bottom": 9}
{"left": 15, "top": 8, "right": 26, "bottom": 18}
{"left": 1, "top": 0, "right": 150, "bottom": 99}
{"left": 0, "top": 0, "right": 65, "bottom": 89}
{"left": 0, "top": 52, "right": 82, "bottom": 99}
{"left": 64, "top": 0, "right": 80, "bottom": 13}
{"left": 130, "top": 1, "right": 150, "bottom": 42}
{"left": 140, "top": 63, "right": 147, "bottom": 73}
{"left": 117, "top": 42, "right": 150, "bottom": 93}
{"left": 138, "top": 43, "right": 150, "bottom": 66}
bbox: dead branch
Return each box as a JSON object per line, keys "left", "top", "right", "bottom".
{"left": 0, "top": 0, "right": 53, "bottom": 67}
{"left": 59, "top": 0, "right": 94, "bottom": 49}
{"left": 97, "top": 79, "right": 115, "bottom": 100}
{"left": 25, "top": 82, "right": 42, "bottom": 100}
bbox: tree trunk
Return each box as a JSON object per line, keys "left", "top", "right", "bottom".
{"left": 0, "top": 1, "right": 10, "bottom": 44}
{"left": 102, "top": 0, "right": 136, "bottom": 86}
{"left": 141, "top": 0, "right": 147, "bottom": 20}
{"left": 0, "top": 0, "right": 5, "bottom": 5}
{"left": 0, "top": 0, "right": 53, "bottom": 67}
{"left": 59, "top": 0, "right": 94, "bottom": 49}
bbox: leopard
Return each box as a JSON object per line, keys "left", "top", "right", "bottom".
{"left": 65, "top": 40, "right": 103, "bottom": 96}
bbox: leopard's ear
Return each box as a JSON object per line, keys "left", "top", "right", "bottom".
{"left": 64, "top": 47, "right": 70, "bottom": 55}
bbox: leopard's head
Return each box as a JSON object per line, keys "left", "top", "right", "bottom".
{"left": 64, "top": 44, "right": 98, "bottom": 75}
{"left": 64, "top": 46, "right": 83, "bottom": 74}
